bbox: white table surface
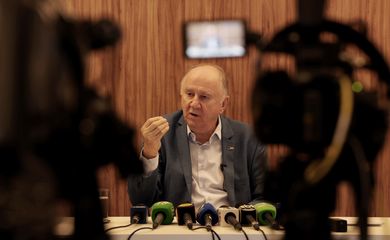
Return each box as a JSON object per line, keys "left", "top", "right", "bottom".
{"left": 55, "top": 216, "right": 390, "bottom": 240}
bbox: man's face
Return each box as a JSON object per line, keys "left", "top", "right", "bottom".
{"left": 180, "top": 66, "right": 228, "bottom": 134}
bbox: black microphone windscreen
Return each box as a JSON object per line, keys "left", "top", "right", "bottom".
{"left": 176, "top": 203, "right": 196, "bottom": 226}
{"left": 130, "top": 205, "right": 148, "bottom": 224}
{"left": 238, "top": 204, "right": 257, "bottom": 225}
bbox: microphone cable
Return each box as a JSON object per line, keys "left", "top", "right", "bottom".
{"left": 105, "top": 214, "right": 145, "bottom": 233}
{"left": 127, "top": 226, "right": 153, "bottom": 240}
{"left": 240, "top": 228, "right": 249, "bottom": 240}
{"left": 256, "top": 227, "right": 268, "bottom": 240}
{"left": 192, "top": 226, "right": 221, "bottom": 240}
{"left": 104, "top": 223, "right": 132, "bottom": 233}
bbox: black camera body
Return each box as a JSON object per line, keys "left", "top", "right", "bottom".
{"left": 251, "top": 19, "right": 389, "bottom": 240}
{"left": 0, "top": 1, "right": 143, "bottom": 240}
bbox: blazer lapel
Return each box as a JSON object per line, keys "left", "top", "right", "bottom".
{"left": 221, "top": 116, "right": 236, "bottom": 205}
{"left": 176, "top": 116, "right": 192, "bottom": 199}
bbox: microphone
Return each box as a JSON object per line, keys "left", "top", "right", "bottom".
{"left": 218, "top": 206, "right": 242, "bottom": 231}
{"left": 254, "top": 202, "right": 279, "bottom": 229}
{"left": 196, "top": 203, "right": 218, "bottom": 231}
{"left": 176, "top": 203, "right": 196, "bottom": 229}
{"left": 238, "top": 204, "right": 260, "bottom": 230}
{"left": 130, "top": 205, "right": 148, "bottom": 224}
{"left": 151, "top": 201, "right": 174, "bottom": 229}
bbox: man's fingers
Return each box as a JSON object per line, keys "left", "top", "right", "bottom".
{"left": 142, "top": 121, "right": 167, "bottom": 135}
{"left": 141, "top": 117, "right": 169, "bottom": 141}
{"left": 140, "top": 116, "right": 169, "bottom": 157}
{"left": 143, "top": 116, "right": 166, "bottom": 129}
{"left": 142, "top": 118, "right": 167, "bottom": 134}
{"left": 152, "top": 123, "right": 169, "bottom": 138}
{"left": 148, "top": 122, "right": 169, "bottom": 137}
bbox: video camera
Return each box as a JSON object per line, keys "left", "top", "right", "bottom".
{"left": 0, "top": 1, "right": 142, "bottom": 240}
{"left": 183, "top": 0, "right": 389, "bottom": 239}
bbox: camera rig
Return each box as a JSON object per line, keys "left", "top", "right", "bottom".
{"left": 251, "top": 0, "right": 390, "bottom": 240}
{"left": 0, "top": 1, "right": 143, "bottom": 239}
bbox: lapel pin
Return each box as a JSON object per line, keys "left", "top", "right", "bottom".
{"left": 228, "top": 146, "right": 235, "bottom": 151}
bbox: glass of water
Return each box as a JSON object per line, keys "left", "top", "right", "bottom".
{"left": 99, "top": 188, "right": 109, "bottom": 222}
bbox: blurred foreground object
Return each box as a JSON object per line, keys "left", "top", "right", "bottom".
{"left": 251, "top": 0, "right": 389, "bottom": 240}
{"left": 0, "top": 0, "right": 143, "bottom": 240}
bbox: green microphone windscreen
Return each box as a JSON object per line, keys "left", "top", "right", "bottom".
{"left": 254, "top": 202, "right": 277, "bottom": 225}
{"left": 151, "top": 201, "right": 174, "bottom": 225}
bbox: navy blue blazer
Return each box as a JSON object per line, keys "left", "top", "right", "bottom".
{"left": 128, "top": 110, "right": 267, "bottom": 207}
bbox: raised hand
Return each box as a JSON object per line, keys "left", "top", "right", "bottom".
{"left": 140, "top": 116, "right": 169, "bottom": 158}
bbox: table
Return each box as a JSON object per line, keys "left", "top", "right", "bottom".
{"left": 56, "top": 217, "right": 390, "bottom": 240}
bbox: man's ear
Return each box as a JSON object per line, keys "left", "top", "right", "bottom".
{"left": 220, "top": 96, "right": 229, "bottom": 114}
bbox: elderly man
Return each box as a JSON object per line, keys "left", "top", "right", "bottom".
{"left": 128, "top": 64, "right": 267, "bottom": 211}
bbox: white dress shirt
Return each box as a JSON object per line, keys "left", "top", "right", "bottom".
{"left": 187, "top": 118, "right": 229, "bottom": 211}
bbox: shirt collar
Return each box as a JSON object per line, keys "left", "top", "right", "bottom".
{"left": 187, "top": 116, "right": 222, "bottom": 143}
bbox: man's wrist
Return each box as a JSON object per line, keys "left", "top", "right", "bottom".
{"left": 142, "top": 148, "right": 158, "bottom": 159}
{"left": 140, "top": 149, "right": 159, "bottom": 176}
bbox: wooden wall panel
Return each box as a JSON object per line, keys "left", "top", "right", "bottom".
{"left": 62, "top": 0, "right": 390, "bottom": 216}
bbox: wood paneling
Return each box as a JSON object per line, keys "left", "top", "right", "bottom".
{"left": 62, "top": 0, "right": 390, "bottom": 216}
